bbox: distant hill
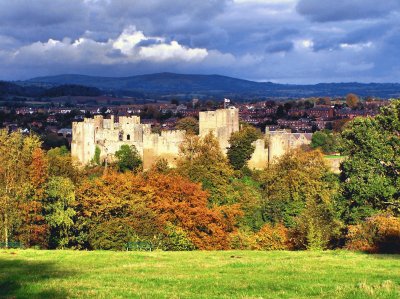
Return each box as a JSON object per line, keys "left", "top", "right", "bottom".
{"left": 41, "top": 84, "right": 102, "bottom": 97}
{"left": 0, "top": 81, "right": 44, "bottom": 97}
{"left": 18, "top": 72, "right": 400, "bottom": 99}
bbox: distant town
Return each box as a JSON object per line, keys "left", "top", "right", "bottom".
{"left": 0, "top": 90, "right": 392, "bottom": 150}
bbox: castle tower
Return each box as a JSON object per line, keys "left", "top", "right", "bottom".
{"left": 199, "top": 107, "right": 239, "bottom": 151}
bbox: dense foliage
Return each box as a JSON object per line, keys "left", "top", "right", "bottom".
{"left": 310, "top": 130, "right": 339, "bottom": 154}
{"left": 0, "top": 100, "right": 399, "bottom": 252}
{"left": 227, "top": 124, "right": 262, "bottom": 170}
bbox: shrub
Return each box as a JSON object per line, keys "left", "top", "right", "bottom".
{"left": 346, "top": 215, "right": 400, "bottom": 253}
{"left": 88, "top": 219, "right": 136, "bottom": 251}
{"left": 252, "top": 223, "right": 292, "bottom": 251}
{"left": 162, "top": 223, "right": 195, "bottom": 251}
{"left": 230, "top": 230, "right": 257, "bottom": 250}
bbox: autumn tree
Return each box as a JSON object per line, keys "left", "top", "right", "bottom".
{"left": 74, "top": 171, "right": 163, "bottom": 250}
{"left": 75, "top": 171, "right": 234, "bottom": 250}
{"left": 0, "top": 130, "right": 42, "bottom": 247}
{"left": 176, "top": 132, "right": 235, "bottom": 205}
{"left": 47, "top": 146, "right": 80, "bottom": 183}
{"left": 260, "top": 149, "right": 341, "bottom": 249}
{"left": 176, "top": 117, "right": 199, "bottom": 135}
{"left": 17, "top": 148, "right": 49, "bottom": 247}
{"left": 346, "top": 93, "right": 359, "bottom": 109}
{"left": 143, "top": 173, "right": 235, "bottom": 249}
{"left": 227, "top": 124, "right": 263, "bottom": 170}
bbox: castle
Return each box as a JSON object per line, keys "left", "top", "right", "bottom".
{"left": 71, "top": 107, "right": 312, "bottom": 169}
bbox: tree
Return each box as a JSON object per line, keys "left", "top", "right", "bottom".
{"left": 346, "top": 93, "right": 359, "bottom": 109}
{"left": 227, "top": 125, "right": 262, "bottom": 170}
{"left": 44, "top": 176, "right": 76, "bottom": 249}
{"left": 0, "top": 130, "right": 42, "bottom": 247}
{"left": 310, "top": 130, "right": 339, "bottom": 154}
{"left": 115, "top": 144, "right": 142, "bottom": 172}
{"left": 177, "top": 132, "right": 235, "bottom": 205}
{"left": 74, "top": 171, "right": 161, "bottom": 250}
{"left": 92, "top": 146, "right": 101, "bottom": 165}
{"left": 47, "top": 146, "right": 80, "bottom": 183}
{"left": 339, "top": 100, "right": 400, "bottom": 223}
{"left": 176, "top": 117, "right": 199, "bottom": 135}
{"left": 18, "top": 148, "right": 49, "bottom": 247}
{"left": 260, "top": 149, "right": 341, "bottom": 249}
{"left": 75, "top": 171, "right": 234, "bottom": 250}
{"left": 316, "top": 97, "right": 331, "bottom": 106}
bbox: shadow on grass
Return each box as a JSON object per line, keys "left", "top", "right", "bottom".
{"left": 0, "top": 254, "right": 74, "bottom": 299}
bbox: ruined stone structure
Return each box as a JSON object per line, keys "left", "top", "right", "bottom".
{"left": 71, "top": 115, "right": 185, "bottom": 169}
{"left": 248, "top": 130, "right": 313, "bottom": 169}
{"left": 199, "top": 107, "right": 239, "bottom": 151}
{"left": 72, "top": 108, "right": 312, "bottom": 170}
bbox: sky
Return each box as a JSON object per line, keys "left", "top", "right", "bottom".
{"left": 0, "top": 0, "right": 399, "bottom": 83}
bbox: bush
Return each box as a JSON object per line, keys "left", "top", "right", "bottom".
{"left": 253, "top": 223, "right": 292, "bottom": 251}
{"left": 230, "top": 230, "right": 257, "bottom": 250}
{"left": 88, "top": 219, "right": 136, "bottom": 250}
{"left": 230, "top": 224, "right": 292, "bottom": 251}
{"left": 346, "top": 215, "right": 400, "bottom": 253}
{"left": 162, "top": 223, "right": 195, "bottom": 251}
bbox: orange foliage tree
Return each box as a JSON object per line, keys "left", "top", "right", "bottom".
{"left": 75, "top": 171, "right": 236, "bottom": 250}
{"left": 18, "top": 148, "right": 49, "bottom": 247}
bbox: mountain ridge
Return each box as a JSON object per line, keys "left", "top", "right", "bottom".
{"left": 15, "top": 72, "right": 400, "bottom": 99}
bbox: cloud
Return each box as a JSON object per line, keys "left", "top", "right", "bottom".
{"left": 265, "top": 41, "right": 294, "bottom": 53}
{"left": 297, "top": 0, "right": 400, "bottom": 22}
{"left": 9, "top": 27, "right": 209, "bottom": 66}
{"left": 0, "top": 0, "right": 399, "bottom": 83}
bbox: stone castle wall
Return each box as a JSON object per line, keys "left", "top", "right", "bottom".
{"left": 72, "top": 108, "right": 312, "bottom": 170}
{"left": 199, "top": 107, "right": 239, "bottom": 151}
{"left": 72, "top": 115, "right": 183, "bottom": 169}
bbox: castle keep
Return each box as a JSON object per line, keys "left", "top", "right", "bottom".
{"left": 199, "top": 107, "right": 240, "bottom": 151}
{"left": 71, "top": 115, "right": 185, "bottom": 169}
{"left": 71, "top": 107, "right": 312, "bottom": 169}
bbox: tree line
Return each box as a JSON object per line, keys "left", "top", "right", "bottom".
{"left": 0, "top": 100, "right": 399, "bottom": 252}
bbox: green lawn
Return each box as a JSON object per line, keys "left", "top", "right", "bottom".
{"left": 0, "top": 250, "right": 399, "bottom": 299}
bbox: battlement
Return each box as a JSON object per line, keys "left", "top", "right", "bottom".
{"left": 71, "top": 107, "right": 310, "bottom": 170}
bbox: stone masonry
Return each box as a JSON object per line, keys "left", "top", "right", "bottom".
{"left": 72, "top": 107, "right": 312, "bottom": 169}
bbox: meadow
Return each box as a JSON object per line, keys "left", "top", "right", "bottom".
{"left": 0, "top": 250, "right": 399, "bottom": 299}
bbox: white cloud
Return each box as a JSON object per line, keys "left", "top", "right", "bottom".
{"left": 112, "top": 26, "right": 207, "bottom": 62}
{"left": 7, "top": 27, "right": 209, "bottom": 66}
{"left": 340, "top": 42, "right": 373, "bottom": 51}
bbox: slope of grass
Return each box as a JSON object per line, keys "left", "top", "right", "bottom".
{"left": 0, "top": 250, "right": 399, "bottom": 299}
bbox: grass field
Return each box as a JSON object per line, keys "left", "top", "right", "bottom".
{"left": 1, "top": 250, "right": 399, "bottom": 299}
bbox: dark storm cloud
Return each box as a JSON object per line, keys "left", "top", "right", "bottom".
{"left": 0, "top": 0, "right": 399, "bottom": 83}
{"left": 265, "top": 41, "right": 294, "bottom": 53}
{"left": 297, "top": 0, "right": 400, "bottom": 22}
{"left": 0, "top": 0, "right": 85, "bottom": 26}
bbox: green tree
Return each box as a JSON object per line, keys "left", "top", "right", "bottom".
{"left": 44, "top": 176, "right": 76, "bottom": 249}
{"left": 92, "top": 146, "right": 101, "bottom": 165}
{"left": 176, "top": 117, "right": 199, "bottom": 135}
{"left": 227, "top": 125, "right": 262, "bottom": 170}
{"left": 339, "top": 100, "right": 400, "bottom": 223}
{"left": 311, "top": 130, "right": 339, "bottom": 154}
{"left": 115, "top": 144, "right": 142, "bottom": 172}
